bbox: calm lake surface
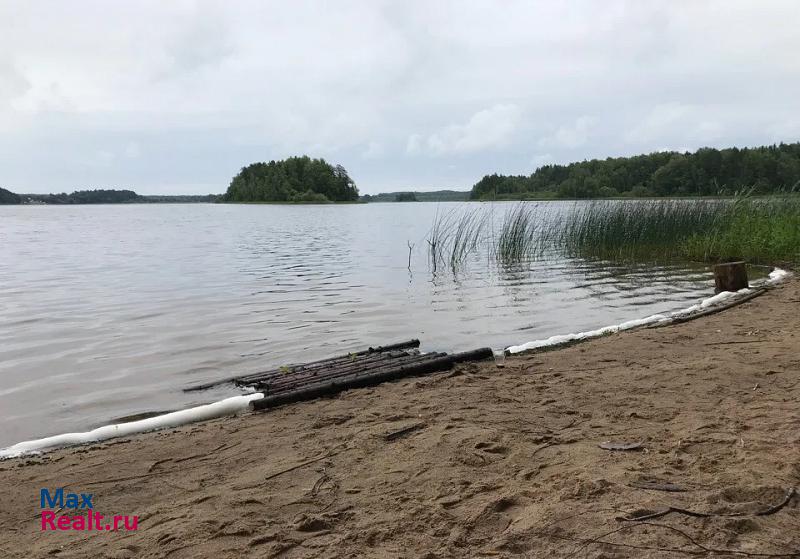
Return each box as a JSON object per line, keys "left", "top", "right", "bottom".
{"left": 1, "top": 202, "right": 719, "bottom": 446}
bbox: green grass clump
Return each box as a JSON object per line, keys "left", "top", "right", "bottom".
{"left": 424, "top": 194, "right": 799, "bottom": 272}
{"left": 682, "top": 196, "right": 800, "bottom": 265}
{"left": 560, "top": 199, "right": 721, "bottom": 261}
{"left": 561, "top": 195, "right": 800, "bottom": 265}
{"left": 494, "top": 203, "right": 544, "bottom": 265}
{"left": 426, "top": 207, "right": 486, "bottom": 273}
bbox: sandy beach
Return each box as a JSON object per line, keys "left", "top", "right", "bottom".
{"left": 1, "top": 279, "right": 798, "bottom": 559}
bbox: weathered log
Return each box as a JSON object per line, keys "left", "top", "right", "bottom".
{"left": 234, "top": 340, "right": 421, "bottom": 384}
{"left": 713, "top": 261, "right": 748, "bottom": 293}
{"left": 184, "top": 339, "right": 421, "bottom": 392}
{"left": 250, "top": 347, "right": 493, "bottom": 411}
{"left": 255, "top": 352, "right": 447, "bottom": 394}
{"left": 237, "top": 349, "right": 420, "bottom": 387}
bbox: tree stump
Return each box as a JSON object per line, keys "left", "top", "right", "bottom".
{"left": 713, "top": 261, "right": 748, "bottom": 293}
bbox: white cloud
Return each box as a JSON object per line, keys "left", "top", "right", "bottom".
{"left": 408, "top": 104, "right": 521, "bottom": 156}
{"left": 626, "top": 102, "right": 726, "bottom": 148}
{"left": 625, "top": 102, "right": 690, "bottom": 144}
{"left": 539, "top": 116, "right": 594, "bottom": 150}
{"left": 0, "top": 1, "right": 799, "bottom": 193}
{"left": 406, "top": 134, "right": 423, "bottom": 155}
{"left": 361, "top": 141, "right": 384, "bottom": 159}
{"left": 124, "top": 142, "right": 141, "bottom": 159}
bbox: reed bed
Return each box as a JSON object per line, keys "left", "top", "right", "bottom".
{"left": 426, "top": 207, "right": 487, "bottom": 273}
{"left": 424, "top": 195, "right": 799, "bottom": 273}
{"left": 493, "top": 203, "right": 556, "bottom": 266}
{"left": 682, "top": 196, "right": 800, "bottom": 265}
{"left": 425, "top": 203, "right": 557, "bottom": 271}
{"left": 559, "top": 195, "right": 800, "bottom": 265}
{"left": 559, "top": 199, "right": 722, "bottom": 261}
{"left": 448, "top": 208, "right": 486, "bottom": 271}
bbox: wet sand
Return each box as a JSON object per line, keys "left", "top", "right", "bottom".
{"left": 1, "top": 280, "right": 798, "bottom": 558}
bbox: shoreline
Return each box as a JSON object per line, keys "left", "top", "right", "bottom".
{"left": 1, "top": 278, "right": 799, "bottom": 557}
{"left": 2, "top": 269, "right": 788, "bottom": 459}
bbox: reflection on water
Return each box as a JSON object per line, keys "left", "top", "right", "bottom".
{"left": 0, "top": 202, "right": 729, "bottom": 446}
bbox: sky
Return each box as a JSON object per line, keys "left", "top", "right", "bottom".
{"left": 1, "top": 1, "right": 799, "bottom": 195}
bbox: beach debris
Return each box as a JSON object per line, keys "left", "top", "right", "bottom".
{"left": 249, "top": 346, "right": 494, "bottom": 412}
{"left": 713, "top": 260, "right": 749, "bottom": 293}
{"left": 264, "top": 444, "right": 349, "bottom": 482}
{"left": 384, "top": 422, "right": 426, "bottom": 442}
{"left": 598, "top": 441, "right": 643, "bottom": 451}
{"left": 618, "top": 487, "right": 797, "bottom": 522}
{"left": 293, "top": 513, "right": 331, "bottom": 532}
{"left": 628, "top": 480, "right": 686, "bottom": 492}
{"left": 493, "top": 349, "right": 506, "bottom": 368}
{"left": 185, "top": 339, "right": 424, "bottom": 392}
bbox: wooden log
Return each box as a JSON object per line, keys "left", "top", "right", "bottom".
{"left": 234, "top": 340, "right": 421, "bottom": 384}
{"left": 256, "top": 352, "right": 447, "bottom": 394}
{"left": 713, "top": 261, "right": 748, "bottom": 293}
{"left": 250, "top": 347, "right": 493, "bottom": 412}
{"left": 184, "top": 339, "right": 421, "bottom": 392}
{"left": 237, "top": 349, "right": 419, "bottom": 387}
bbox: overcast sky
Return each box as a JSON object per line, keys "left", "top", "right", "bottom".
{"left": 1, "top": 1, "right": 799, "bottom": 195}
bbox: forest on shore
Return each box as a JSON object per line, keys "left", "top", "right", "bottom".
{"left": 222, "top": 156, "right": 359, "bottom": 203}
{"left": 0, "top": 188, "right": 219, "bottom": 204}
{"left": 0, "top": 187, "right": 21, "bottom": 204}
{"left": 360, "top": 190, "right": 469, "bottom": 203}
{"left": 470, "top": 143, "right": 800, "bottom": 200}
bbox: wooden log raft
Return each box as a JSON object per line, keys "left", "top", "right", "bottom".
{"left": 250, "top": 347, "right": 493, "bottom": 412}
{"left": 185, "top": 339, "right": 493, "bottom": 411}
{"left": 713, "top": 261, "right": 748, "bottom": 293}
{"left": 184, "top": 339, "right": 421, "bottom": 392}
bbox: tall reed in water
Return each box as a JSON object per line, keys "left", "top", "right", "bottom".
{"left": 494, "top": 203, "right": 540, "bottom": 265}
{"left": 559, "top": 199, "right": 721, "bottom": 261}
{"left": 425, "top": 195, "right": 800, "bottom": 271}
{"left": 448, "top": 208, "right": 486, "bottom": 272}
{"left": 560, "top": 195, "right": 800, "bottom": 265}
{"left": 426, "top": 207, "right": 486, "bottom": 273}
{"left": 682, "top": 195, "right": 800, "bottom": 264}
{"left": 427, "top": 202, "right": 556, "bottom": 270}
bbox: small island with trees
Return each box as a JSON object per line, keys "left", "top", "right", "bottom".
{"left": 221, "top": 156, "right": 359, "bottom": 203}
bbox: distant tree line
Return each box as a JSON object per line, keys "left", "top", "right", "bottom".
{"left": 0, "top": 187, "right": 22, "bottom": 204}
{"left": 470, "top": 143, "right": 800, "bottom": 200}
{"left": 222, "top": 156, "right": 359, "bottom": 203}
{"left": 0, "top": 189, "right": 221, "bottom": 204}
{"left": 141, "top": 194, "right": 220, "bottom": 203}
{"left": 361, "top": 190, "right": 470, "bottom": 203}
{"left": 23, "top": 189, "right": 141, "bottom": 204}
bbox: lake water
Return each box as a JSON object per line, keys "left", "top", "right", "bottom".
{"left": 1, "top": 202, "right": 719, "bottom": 447}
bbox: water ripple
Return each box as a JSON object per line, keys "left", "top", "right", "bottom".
{"left": 0, "top": 202, "right": 732, "bottom": 446}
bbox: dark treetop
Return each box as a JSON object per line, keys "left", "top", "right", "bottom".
{"left": 0, "top": 187, "right": 22, "bottom": 204}
{"left": 21, "top": 189, "right": 141, "bottom": 204}
{"left": 471, "top": 142, "right": 800, "bottom": 200}
{"left": 222, "top": 156, "right": 359, "bottom": 203}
